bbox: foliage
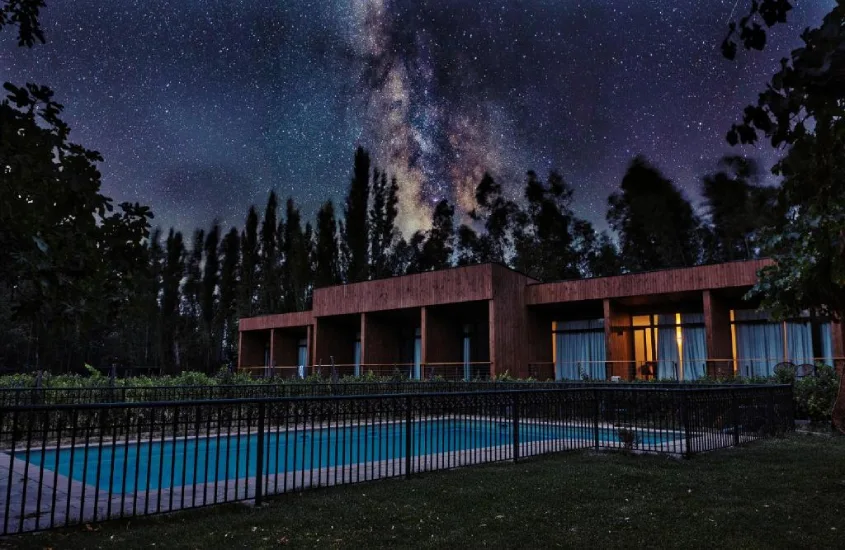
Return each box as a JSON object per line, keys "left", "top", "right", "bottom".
{"left": 0, "top": 82, "right": 153, "bottom": 369}
{"left": 617, "top": 427, "right": 639, "bottom": 451}
{"left": 722, "top": 0, "right": 794, "bottom": 60}
{"left": 607, "top": 156, "right": 703, "bottom": 272}
{"left": 0, "top": 0, "right": 45, "bottom": 47}
{"left": 512, "top": 171, "right": 581, "bottom": 281}
{"left": 792, "top": 365, "right": 840, "bottom": 421}
{"left": 700, "top": 156, "right": 782, "bottom": 263}
{"left": 314, "top": 201, "right": 341, "bottom": 287}
{"left": 342, "top": 147, "right": 371, "bottom": 283}
{"left": 726, "top": 4, "right": 845, "bottom": 320}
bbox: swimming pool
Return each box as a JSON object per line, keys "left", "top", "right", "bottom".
{"left": 22, "top": 420, "right": 678, "bottom": 493}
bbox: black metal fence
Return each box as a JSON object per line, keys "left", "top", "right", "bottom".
{"left": 0, "top": 385, "right": 793, "bottom": 535}
{"left": 0, "top": 380, "right": 783, "bottom": 406}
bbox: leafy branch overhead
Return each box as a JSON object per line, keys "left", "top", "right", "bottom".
{"left": 0, "top": 0, "right": 45, "bottom": 47}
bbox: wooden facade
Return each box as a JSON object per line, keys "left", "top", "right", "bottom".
{"left": 238, "top": 259, "right": 845, "bottom": 379}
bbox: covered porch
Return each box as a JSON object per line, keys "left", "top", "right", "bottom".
{"left": 422, "top": 301, "right": 491, "bottom": 380}
{"left": 360, "top": 308, "right": 422, "bottom": 378}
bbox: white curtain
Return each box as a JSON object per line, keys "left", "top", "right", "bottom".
{"left": 734, "top": 310, "right": 784, "bottom": 377}
{"left": 786, "top": 321, "right": 813, "bottom": 364}
{"left": 463, "top": 335, "right": 471, "bottom": 380}
{"left": 555, "top": 319, "right": 606, "bottom": 379}
{"left": 414, "top": 336, "right": 422, "bottom": 379}
{"left": 656, "top": 314, "right": 679, "bottom": 379}
{"left": 297, "top": 341, "right": 308, "bottom": 379}
{"left": 353, "top": 340, "right": 361, "bottom": 377}
{"left": 820, "top": 322, "right": 834, "bottom": 366}
{"left": 681, "top": 313, "right": 706, "bottom": 380}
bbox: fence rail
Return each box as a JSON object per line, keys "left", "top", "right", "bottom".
{"left": 0, "top": 380, "right": 789, "bottom": 407}
{"left": 0, "top": 385, "right": 793, "bottom": 535}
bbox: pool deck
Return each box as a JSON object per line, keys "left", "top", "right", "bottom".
{"left": 0, "top": 419, "right": 744, "bottom": 534}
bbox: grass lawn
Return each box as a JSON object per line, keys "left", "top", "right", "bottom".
{"left": 3, "top": 434, "right": 845, "bottom": 549}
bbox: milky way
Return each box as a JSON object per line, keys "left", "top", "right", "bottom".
{"left": 0, "top": 1, "right": 835, "bottom": 235}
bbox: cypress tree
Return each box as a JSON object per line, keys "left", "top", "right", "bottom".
{"left": 259, "top": 191, "right": 280, "bottom": 314}
{"left": 239, "top": 206, "right": 259, "bottom": 318}
{"left": 160, "top": 229, "right": 185, "bottom": 373}
{"left": 342, "top": 147, "right": 371, "bottom": 282}
{"left": 314, "top": 201, "right": 341, "bottom": 287}
{"left": 218, "top": 227, "right": 240, "bottom": 367}
{"left": 201, "top": 223, "right": 220, "bottom": 372}
{"left": 282, "top": 198, "right": 311, "bottom": 312}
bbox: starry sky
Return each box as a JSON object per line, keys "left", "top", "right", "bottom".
{"left": 0, "top": 0, "right": 835, "bottom": 235}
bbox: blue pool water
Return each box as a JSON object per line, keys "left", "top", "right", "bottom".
{"left": 22, "top": 420, "right": 677, "bottom": 493}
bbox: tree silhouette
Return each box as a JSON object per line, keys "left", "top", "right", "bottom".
{"left": 258, "top": 192, "right": 281, "bottom": 314}
{"left": 160, "top": 230, "right": 185, "bottom": 372}
{"left": 343, "top": 147, "right": 371, "bottom": 283}
{"left": 219, "top": 227, "right": 240, "bottom": 367}
{"left": 728, "top": 4, "right": 845, "bottom": 322}
{"left": 607, "top": 156, "right": 703, "bottom": 272}
{"left": 201, "top": 223, "right": 221, "bottom": 370}
{"left": 369, "top": 169, "right": 401, "bottom": 278}
{"left": 0, "top": 0, "right": 45, "bottom": 47}
{"left": 418, "top": 199, "right": 455, "bottom": 272}
{"left": 282, "top": 197, "right": 311, "bottom": 312}
{"left": 457, "top": 173, "right": 519, "bottom": 265}
{"left": 513, "top": 170, "right": 582, "bottom": 281}
{"left": 238, "top": 206, "right": 259, "bottom": 318}
{"left": 700, "top": 156, "right": 781, "bottom": 263}
{"left": 314, "top": 201, "right": 341, "bottom": 287}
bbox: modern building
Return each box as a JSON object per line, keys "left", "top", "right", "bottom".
{"left": 238, "top": 259, "right": 844, "bottom": 380}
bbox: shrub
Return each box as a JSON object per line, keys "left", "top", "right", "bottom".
{"left": 793, "top": 365, "right": 839, "bottom": 422}
{"left": 617, "top": 428, "right": 638, "bottom": 451}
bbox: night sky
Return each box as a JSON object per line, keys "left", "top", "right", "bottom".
{"left": 0, "top": 1, "right": 835, "bottom": 235}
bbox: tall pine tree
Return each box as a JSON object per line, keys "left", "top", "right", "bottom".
{"left": 369, "top": 169, "right": 400, "bottom": 278}
{"left": 282, "top": 198, "right": 311, "bottom": 312}
{"left": 201, "top": 223, "right": 220, "bottom": 372}
{"left": 314, "top": 201, "right": 341, "bottom": 287}
{"left": 259, "top": 192, "right": 280, "bottom": 314}
{"left": 160, "top": 229, "right": 185, "bottom": 373}
{"left": 238, "top": 206, "right": 259, "bottom": 318}
{"left": 342, "top": 147, "right": 371, "bottom": 282}
{"left": 218, "top": 227, "right": 240, "bottom": 367}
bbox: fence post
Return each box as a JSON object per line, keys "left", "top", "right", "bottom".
{"left": 592, "top": 389, "right": 600, "bottom": 451}
{"left": 731, "top": 390, "right": 740, "bottom": 447}
{"left": 405, "top": 395, "right": 413, "bottom": 479}
{"left": 255, "top": 401, "right": 266, "bottom": 506}
{"left": 512, "top": 393, "right": 520, "bottom": 463}
{"left": 681, "top": 391, "right": 692, "bottom": 458}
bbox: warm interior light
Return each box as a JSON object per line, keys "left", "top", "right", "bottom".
{"left": 675, "top": 313, "right": 683, "bottom": 379}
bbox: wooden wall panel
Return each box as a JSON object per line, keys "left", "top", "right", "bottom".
{"left": 527, "top": 259, "right": 772, "bottom": 305}
{"left": 604, "top": 299, "right": 632, "bottom": 379}
{"left": 703, "top": 290, "right": 734, "bottom": 377}
{"left": 422, "top": 306, "right": 464, "bottom": 365}
{"left": 239, "top": 310, "right": 313, "bottom": 331}
{"left": 526, "top": 308, "right": 553, "bottom": 369}
{"left": 271, "top": 330, "right": 300, "bottom": 368}
{"left": 361, "top": 312, "right": 407, "bottom": 366}
{"left": 490, "top": 265, "right": 534, "bottom": 378}
{"left": 314, "top": 317, "right": 356, "bottom": 367}
{"left": 312, "top": 264, "right": 499, "bottom": 317}
{"left": 239, "top": 331, "right": 267, "bottom": 367}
